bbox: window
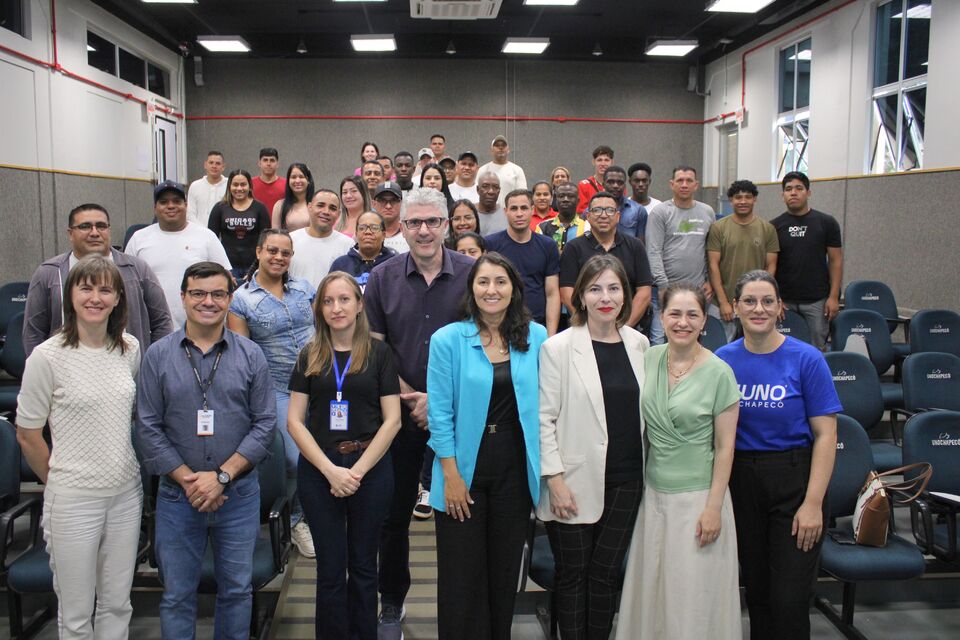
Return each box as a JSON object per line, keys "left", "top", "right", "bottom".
{"left": 870, "top": 0, "right": 930, "bottom": 173}
{"left": 148, "top": 62, "right": 170, "bottom": 99}
{"left": 87, "top": 31, "right": 117, "bottom": 76}
{"left": 118, "top": 48, "right": 146, "bottom": 88}
{"left": 775, "top": 37, "right": 811, "bottom": 180}
{"left": 1, "top": 0, "right": 25, "bottom": 38}
{"left": 86, "top": 30, "right": 171, "bottom": 99}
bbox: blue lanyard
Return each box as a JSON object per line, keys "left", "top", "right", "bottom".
{"left": 332, "top": 352, "right": 352, "bottom": 402}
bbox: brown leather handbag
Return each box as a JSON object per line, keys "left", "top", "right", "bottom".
{"left": 853, "top": 462, "right": 932, "bottom": 547}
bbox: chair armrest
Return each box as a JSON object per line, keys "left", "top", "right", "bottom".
{"left": 909, "top": 498, "right": 935, "bottom": 555}
{"left": 0, "top": 495, "right": 42, "bottom": 570}
{"left": 268, "top": 495, "right": 291, "bottom": 571}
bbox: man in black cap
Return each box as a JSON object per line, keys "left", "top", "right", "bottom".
{"left": 438, "top": 156, "right": 457, "bottom": 185}
{"left": 373, "top": 181, "right": 409, "bottom": 254}
{"left": 448, "top": 151, "right": 480, "bottom": 204}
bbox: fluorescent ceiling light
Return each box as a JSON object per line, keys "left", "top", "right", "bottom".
{"left": 196, "top": 36, "right": 251, "bottom": 53}
{"left": 87, "top": 44, "right": 96, "bottom": 52}
{"left": 524, "top": 0, "right": 579, "bottom": 6}
{"left": 142, "top": 0, "right": 198, "bottom": 4}
{"left": 893, "top": 4, "right": 931, "bottom": 19}
{"left": 707, "top": 0, "right": 775, "bottom": 12}
{"left": 350, "top": 34, "right": 397, "bottom": 52}
{"left": 645, "top": 40, "right": 698, "bottom": 57}
{"left": 502, "top": 37, "right": 550, "bottom": 54}
{"left": 788, "top": 50, "right": 812, "bottom": 61}
{"left": 334, "top": 0, "right": 387, "bottom": 2}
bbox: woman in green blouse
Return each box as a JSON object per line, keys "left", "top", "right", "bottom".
{"left": 616, "top": 283, "right": 742, "bottom": 639}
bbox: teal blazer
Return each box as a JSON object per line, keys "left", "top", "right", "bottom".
{"left": 427, "top": 319, "right": 547, "bottom": 512}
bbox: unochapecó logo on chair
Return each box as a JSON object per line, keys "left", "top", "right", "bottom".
{"left": 833, "top": 370, "right": 856, "bottom": 382}
{"left": 851, "top": 324, "right": 871, "bottom": 334}
{"left": 930, "top": 324, "right": 950, "bottom": 334}
{"left": 932, "top": 432, "right": 960, "bottom": 446}
{"left": 927, "top": 369, "right": 952, "bottom": 380}
{"left": 861, "top": 293, "right": 880, "bottom": 301}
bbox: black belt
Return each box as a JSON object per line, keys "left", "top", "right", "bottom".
{"left": 485, "top": 419, "right": 520, "bottom": 434}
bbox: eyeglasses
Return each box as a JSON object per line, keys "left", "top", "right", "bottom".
{"left": 402, "top": 217, "right": 444, "bottom": 230}
{"left": 357, "top": 223, "right": 384, "bottom": 233}
{"left": 185, "top": 289, "right": 230, "bottom": 302}
{"left": 588, "top": 207, "right": 618, "bottom": 217}
{"left": 738, "top": 296, "right": 779, "bottom": 310}
{"left": 71, "top": 222, "right": 111, "bottom": 232}
{"left": 262, "top": 247, "right": 293, "bottom": 258}
{"left": 376, "top": 197, "right": 400, "bottom": 206}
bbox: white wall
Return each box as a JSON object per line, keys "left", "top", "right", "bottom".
{"left": 0, "top": 0, "right": 184, "bottom": 180}
{"left": 702, "top": 0, "right": 960, "bottom": 187}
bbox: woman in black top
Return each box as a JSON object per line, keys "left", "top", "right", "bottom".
{"left": 208, "top": 169, "right": 272, "bottom": 280}
{"left": 420, "top": 162, "right": 456, "bottom": 210}
{"left": 287, "top": 271, "right": 402, "bottom": 640}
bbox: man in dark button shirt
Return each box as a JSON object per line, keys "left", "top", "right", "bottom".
{"left": 136, "top": 261, "right": 275, "bottom": 640}
{"left": 560, "top": 191, "right": 653, "bottom": 329}
{"left": 363, "top": 187, "right": 473, "bottom": 639}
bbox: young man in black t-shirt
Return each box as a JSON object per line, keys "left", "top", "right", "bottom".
{"left": 770, "top": 171, "right": 843, "bottom": 350}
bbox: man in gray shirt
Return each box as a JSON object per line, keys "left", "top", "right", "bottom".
{"left": 645, "top": 165, "right": 715, "bottom": 344}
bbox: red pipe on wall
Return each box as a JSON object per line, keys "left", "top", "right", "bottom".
{"left": 187, "top": 112, "right": 738, "bottom": 125}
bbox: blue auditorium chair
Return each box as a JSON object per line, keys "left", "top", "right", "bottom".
{"left": 909, "top": 309, "right": 960, "bottom": 357}
{"left": 0, "top": 313, "right": 27, "bottom": 418}
{"left": 699, "top": 314, "right": 728, "bottom": 352}
{"left": 832, "top": 308, "right": 903, "bottom": 409}
{"left": 776, "top": 308, "right": 813, "bottom": 345}
{"left": 891, "top": 352, "right": 960, "bottom": 433}
{"left": 843, "top": 280, "right": 910, "bottom": 357}
{"left": 0, "top": 282, "right": 28, "bottom": 347}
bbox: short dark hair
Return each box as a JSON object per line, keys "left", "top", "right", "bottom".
{"left": 592, "top": 145, "right": 614, "bottom": 159}
{"left": 781, "top": 171, "right": 810, "bottom": 190}
{"left": 455, "top": 231, "right": 485, "bottom": 253}
{"left": 377, "top": 155, "right": 392, "bottom": 162}
{"left": 207, "top": 150, "right": 223, "bottom": 159}
{"left": 504, "top": 189, "right": 533, "bottom": 207}
{"left": 672, "top": 165, "right": 697, "bottom": 178}
{"left": 362, "top": 160, "right": 384, "bottom": 173}
{"left": 603, "top": 165, "right": 627, "bottom": 179}
{"left": 259, "top": 147, "right": 279, "bottom": 160}
{"left": 588, "top": 191, "right": 619, "bottom": 209}
{"left": 727, "top": 180, "right": 758, "bottom": 198}
{"left": 627, "top": 162, "right": 652, "bottom": 177}
{"left": 180, "top": 261, "right": 235, "bottom": 294}
{"left": 394, "top": 151, "right": 414, "bottom": 161}
{"left": 68, "top": 203, "right": 109, "bottom": 227}
{"left": 570, "top": 254, "right": 633, "bottom": 328}
{"left": 430, "top": 134, "right": 446, "bottom": 142}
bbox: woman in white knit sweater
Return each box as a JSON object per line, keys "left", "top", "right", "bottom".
{"left": 17, "top": 255, "right": 142, "bottom": 640}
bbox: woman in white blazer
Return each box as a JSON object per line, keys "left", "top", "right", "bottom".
{"left": 537, "top": 254, "right": 649, "bottom": 640}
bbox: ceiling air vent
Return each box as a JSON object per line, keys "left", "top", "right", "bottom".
{"left": 410, "top": 0, "right": 502, "bottom": 20}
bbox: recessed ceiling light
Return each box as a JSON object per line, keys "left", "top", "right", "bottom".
{"left": 523, "top": 0, "right": 579, "bottom": 6}
{"left": 196, "top": 36, "right": 251, "bottom": 53}
{"left": 351, "top": 34, "right": 397, "bottom": 52}
{"left": 502, "top": 37, "right": 550, "bottom": 55}
{"left": 142, "top": 0, "right": 198, "bottom": 4}
{"left": 334, "top": 0, "right": 387, "bottom": 2}
{"left": 645, "top": 39, "right": 698, "bottom": 57}
{"left": 893, "top": 3, "right": 931, "bottom": 19}
{"left": 706, "top": 0, "right": 775, "bottom": 12}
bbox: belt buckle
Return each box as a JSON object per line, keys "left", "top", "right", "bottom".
{"left": 487, "top": 424, "right": 497, "bottom": 434}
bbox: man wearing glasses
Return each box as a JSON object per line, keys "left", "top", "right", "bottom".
{"left": 23, "top": 202, "right": 173, "bottom": 356}
{"left": 363, "top": 187, "right": 473, "bottom": 640}
{"left": 125, "top": 181, "right": 232, "bottom": 328}
{"left": 373, "top": 182, "right": 410, "bottom": 255}
{"left": 330, "top": 210, "right": 397, "bottom": 292}
{"left": 559, "top": 191, "right": 653, "bottom": 328}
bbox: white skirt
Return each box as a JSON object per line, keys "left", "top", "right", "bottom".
{"left": 616, "top": 486, "right": 742, "bottom": 640}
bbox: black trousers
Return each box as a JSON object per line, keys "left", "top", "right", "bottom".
{"left": 378, "top": 411, "right": 430, "bottom": 608}
{"left": 434, "top": 426, "right": 532, "bottom": 640}
{"left": 729, "top": 448, "right": 827, "bottom": 640}
{"left": 545, "top": 479, "right": 642, "bottom": 640}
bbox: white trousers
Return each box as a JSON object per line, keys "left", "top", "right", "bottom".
{"left": 42, "top": 483, "right": 143, "bottom": 640}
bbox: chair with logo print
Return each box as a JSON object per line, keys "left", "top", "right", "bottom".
{"left": 910, "top": 309, "right": 960, "bottom": 357}
{"left": 698, "top": 315, "right": 728, "bottom": 353}
{"left": 832, "top": 309, "right": 903, "bottom": 409}
{"left": 825, "top": 351, "right": 901, "bottom": 471}
{"left": 843, "top": 280, "right": 910, "bottom": 358}
{"left": 901, "top": 410, "right": 960, "bottom": 562}
{"left": 0, "top": 282, "right": 28, "bottom": 347}
{"left": 890, "top": 352, "right": 960, "bottom": 432}
{"left": 814, "top": 414, "right": 925, "bottom": 638}
{"left": 776, "top": 308, "right": 813, "bottom": 345}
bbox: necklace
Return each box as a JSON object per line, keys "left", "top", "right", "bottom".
{"left": 481, "top": 331, "right": 508, "bottom": 355}
{"left": 667, "top": 343, "right": 702, "bottom": 381}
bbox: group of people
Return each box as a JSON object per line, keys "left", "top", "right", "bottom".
{"left": 13, "top": 132, "right": 847, "bottom": 640}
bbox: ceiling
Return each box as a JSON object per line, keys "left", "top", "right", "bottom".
{"left": 89, "top": 0, "right": 833, "bottom": 64}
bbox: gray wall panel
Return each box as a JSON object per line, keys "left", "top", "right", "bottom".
{"left": 51, "top": 175, "right": 127, "bottom": 256}
{"left": 0, "top": 168, "right": 47, "bottom": 282}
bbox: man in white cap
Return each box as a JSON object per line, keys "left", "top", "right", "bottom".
{"left": 411, "top": 147, "right": 434, "bottom": 182}
{"left": 479, "top": 135, "right": 527, "bottom": 207}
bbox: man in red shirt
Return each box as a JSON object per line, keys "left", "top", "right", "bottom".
{"left": 251, "top": 147, "right": 286, "bottom": 214}
{"left": 577, "top": 145, "right": 614, "bottom": 214}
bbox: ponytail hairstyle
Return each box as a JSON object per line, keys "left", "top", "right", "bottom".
{"left": 243, "top": 228, "right": 293, "bottom": 287}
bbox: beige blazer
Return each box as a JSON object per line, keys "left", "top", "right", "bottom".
{"left": 536, "top": 324, "right": 649, "bottom": 524}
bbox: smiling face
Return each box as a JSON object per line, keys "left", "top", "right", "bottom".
{"left": 309, "top": 191, "right": 341, "bottom": 235}
{"left": 68, "top": 208, "right": 112, "bottom": 257}
{"left": 661, "top": 290, "right": 707, "bottom": 348}
{"left": 593, "top": 153, "right": 613, "bottom": 178}
{"left": 154, "top": 191, "right": 187, "bottom": 229}
{"left": 256, "top": 233, "right": 293, "bottom": 280}
{"left": 456, "top": 235, "right": 483, "bottom": 259}
{"left": 72, "top": 276, "right": 120, "bottom": 328}
{"left": 472, "top": 261, "right": 512, "bottom": 321}
{"left": 586, "top": 196, "right": 620, "bottom": 235}
{"left": 457, "top": 157, "right": 478, "bottom": 184}
{"left": 551, "top": 168, "right": 570, "bottom": 186}
{"left": 362, "top": 164, "right": 384, "bottom": 192}
{"left": 729, "top": 190, "right": 757, "bottom": 218}
{"left": 288, "top": 167, "right": 308, "bottom": 195}
{"left": 422, "top": 167, "right": 444, "bottom": 191}
{"left": 533, "top": 183, "right": 553, "bottom": 213}
{"left": 582, "top": 269, "right": 624, "bottom": 329}
{"left": 379, "top": 157, "right": 393, "bottom": 177}
{"left": 182, "top": 274, "right": 231, "bottom": 329}
{"left": 341, "top": 180, "right": 363, "bottom": 214}
{"left": 401, "top": 203, "right": 447, "bottom": 263}
{"left": 362, "top": 144, "right": 378, "bottom": 162}
{"left": 450, "top": 203, "right": 478, "bottom": 237}
{"left": 736, "top": 280, "right": 782, "bottom": 338}
{"left": 229, "top": 173, "right": 251, "bottom": 203}
{"left": 320, "top": 276, "right": 362, "bottom": 334}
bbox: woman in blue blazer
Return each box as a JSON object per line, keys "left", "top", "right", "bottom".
{"left": 427, "top": 252, "right": 547, "bottom": 640}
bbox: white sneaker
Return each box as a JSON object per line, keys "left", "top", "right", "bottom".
{"left": 413, "top": 489, "right": 433, "bottom": 520}
{"left": 291, "top": 521, "right": 316, "bottom": 558}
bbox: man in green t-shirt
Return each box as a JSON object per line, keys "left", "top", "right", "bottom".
{"left": 707, "top": 180, "right": 779, "bottom": 341}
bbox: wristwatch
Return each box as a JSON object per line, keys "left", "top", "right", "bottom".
{"left": 216, "top": 468, "right": 231, "bottom": 486}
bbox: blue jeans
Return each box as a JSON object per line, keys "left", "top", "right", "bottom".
{"left": 649, "top": 286, "right": 665, "bottom": 345}
{"left": 155, "top": 474, "right": 260, "bottom": 640}
{"left": 275, "top": 390, "right": 304, "bottom": 526}
{"left": 299, "top": 450, "right": 394, "bottom": 640}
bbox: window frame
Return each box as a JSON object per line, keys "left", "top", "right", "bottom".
{"left": 85, "top": 27, "right": 172, "bottom": 100}
{"left": 774, "top": 36, "right": 812, "bottom": 181}
{"left": 0, "top": 0, "right": 28, "bottom": 39}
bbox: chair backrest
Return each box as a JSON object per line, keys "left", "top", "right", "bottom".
{"left": 699, "top": 315, "right": 728, "bottom": 352}
{"left": 844, "top": 280, "right": 899, "bottom": 333}
{"left": 256, "top": 429, "right": 286, "bottom": 523}
{"left": 777, "top": 309, "right": 813, "bottom": 344}
{"left": 0, "top": 313, "right": 27, "bottom": 379}
{"left": 901, "top": 352, "right": 960, "bottom": 413}
{"left": 829, "top": 414, "right": 875, "bottom": 519}
{"left": 0, "top": 418, "right": 21, "bottom": 511}
{"left": 824, "top": 351, "right": 884, "bottom": 430}
{"left": 122, "top": 224, "right": 148, "bottom": 251}
{"left": 0, "top": 282, "right": 28, "bottom": 341}
{"left": 831, "top": 309, "right": 895, "bottom": 375}
{"left": 901, "top": 410, "right": 960, "bottom": 495}
{"left": 910, "top": 309, "right": 960, "bottom": 357}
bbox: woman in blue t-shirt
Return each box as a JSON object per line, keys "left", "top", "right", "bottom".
{"left": 716, "top": 270, "right": 841, "bottom": 640}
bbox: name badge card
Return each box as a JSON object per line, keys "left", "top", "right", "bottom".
{"left": 197, "top": 410, "right": 215, "bottom": 436}
{"left": 330, "top": 401, "right": 349, "bottom": 431}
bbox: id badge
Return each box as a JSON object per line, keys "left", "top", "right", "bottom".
{"left": 197, "top": 410, "right": 215, "bottom": 436}
{"left": 330, "top": 401, "right": 349, "bottom": 431}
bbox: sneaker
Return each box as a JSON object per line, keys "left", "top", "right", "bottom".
{"left": 291, "top": 521, "right": 315, "bottom": 558}
{"left": 378, "top": 604, "right": 405, "bottom": 640}
{"left": 413, "top": 489, "right": 433, "bottom": 520}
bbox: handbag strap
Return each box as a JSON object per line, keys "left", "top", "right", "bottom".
{"left": 872, "top": 462, "right": 933, "bottom": 504}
